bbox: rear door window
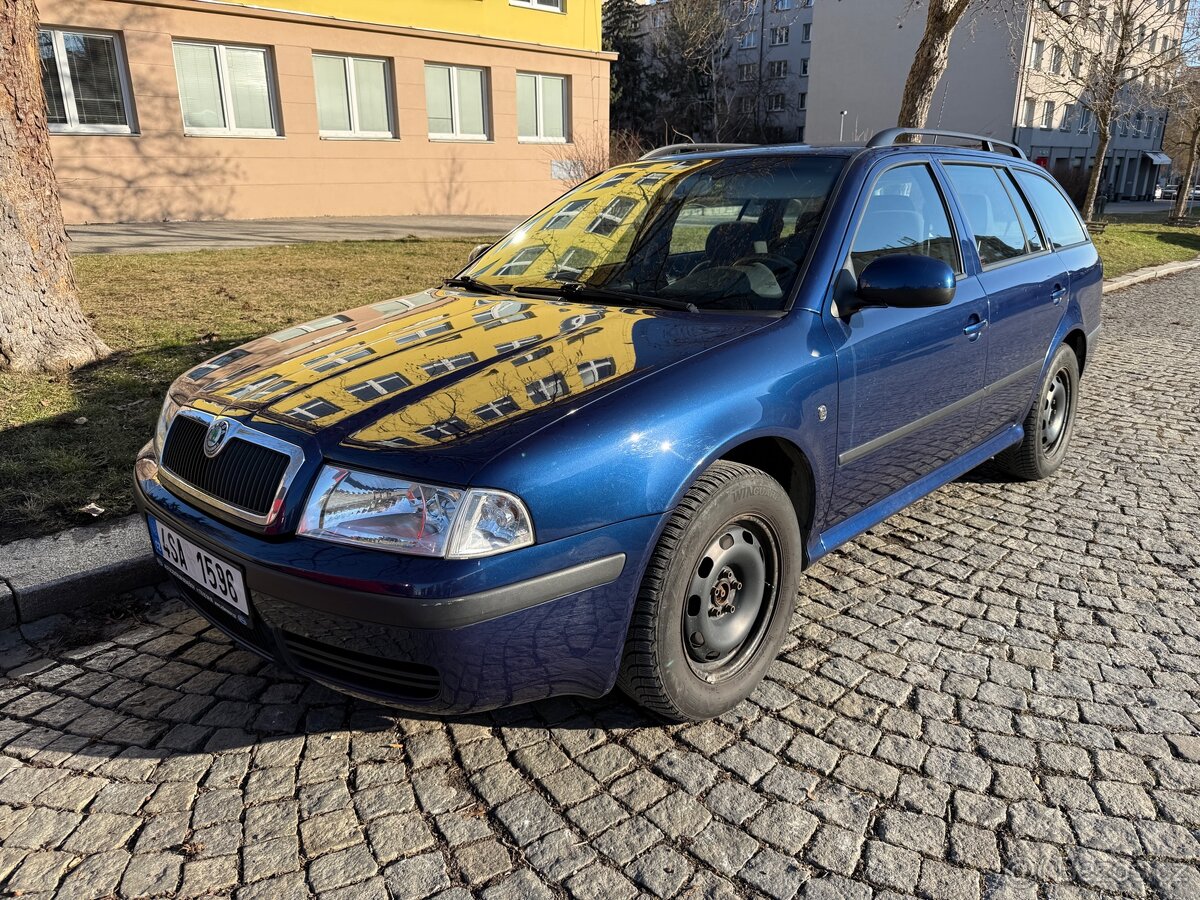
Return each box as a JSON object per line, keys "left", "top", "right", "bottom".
{"left": 999, "top": 169, "right": 1045, "bottom": 254}
{"left": 1012, "top": 169, "right": 1089, "bottom": 249}
{"left": 944, "top": 164, "right": 1030, "bottom": 266}
{"left": 849, "top": 164, "right": 960, "bottom": 277}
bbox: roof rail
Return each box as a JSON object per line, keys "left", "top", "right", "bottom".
{"left": 867, "top": 128, "right": 1026, "bottom": 159}
{"left": 639, "top": 142, "right": 758, "bottom": 160}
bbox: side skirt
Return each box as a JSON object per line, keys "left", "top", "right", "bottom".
{"left": 807, "top": 424, "right": 1024, "bottom": 566}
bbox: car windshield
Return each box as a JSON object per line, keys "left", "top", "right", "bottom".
{"left": 462, "top": 155, "right": 845, "bottom": 312}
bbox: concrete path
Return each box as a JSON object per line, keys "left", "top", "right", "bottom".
{"left": 66, "top": 215, "right": 525, "bottom": 255}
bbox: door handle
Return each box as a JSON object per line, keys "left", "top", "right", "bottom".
{"left": 963, "top": 318, "right": 989, "bottom": 341}
{"left": 1051, "top": 284, "right": 1067, "bottom": 304}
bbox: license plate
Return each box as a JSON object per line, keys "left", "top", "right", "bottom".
{"left": 147, "top": 516, "right": 250, "bottom": 619}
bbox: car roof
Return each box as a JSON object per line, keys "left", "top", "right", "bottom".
{"left": 645, "top": 140, "right": 1033, "bottom": 168}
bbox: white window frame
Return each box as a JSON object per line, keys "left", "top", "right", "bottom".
{"left": 173, "top": 40, "right": 279, "bottom": 137}
{"left": 770, "top": 26, "right": 790, "bottom": 46}
{"left": 40, "top": 27, "right": 135, "bottom": 135}
{"left": 517, "top": 72, "right": 569, "bottom": 143}
{"left": 426, "top": 63, "right": 490, "bottom": 141}
{"left": 312, "top": 52, "right": 395, "bottom": 139}
{"left": 509, "top": 0, "right": 565, "bottom": 11}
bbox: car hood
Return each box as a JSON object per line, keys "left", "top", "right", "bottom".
{"left": 174, "top": 287, "right": 772, "bottom": 480}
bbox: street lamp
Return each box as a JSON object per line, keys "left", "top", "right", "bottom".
{"left": 839, "top": 110, "right": 849, "bottom": 143}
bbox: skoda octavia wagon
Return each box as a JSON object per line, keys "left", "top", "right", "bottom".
{"left": 136, "top": 129, "right": 1101, "bottom": 721}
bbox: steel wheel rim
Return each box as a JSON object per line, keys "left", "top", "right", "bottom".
{"left": 1040, "top": 368, "right": 1071, "bottom": 453}
{"left": 682, "top": 515, "right": 780, "bottom": 683}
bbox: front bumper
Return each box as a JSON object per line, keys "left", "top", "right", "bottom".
{"left": 134, "top": 454, "right": 657, "bottom": 713}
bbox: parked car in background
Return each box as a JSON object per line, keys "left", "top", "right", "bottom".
{"left": 136, "top": 129, "right": 1102, "bottom": 721}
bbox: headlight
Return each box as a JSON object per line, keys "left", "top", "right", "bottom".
{"left": 154, "top": 394, "right": 181, "bottom": 457}
{"left": 297, "top": 465, "right": 534, "bottom": 559}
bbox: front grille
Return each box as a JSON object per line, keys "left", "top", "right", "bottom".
{"left": 161, "top": 415, "right": 291, "bottom": 517}
{"left": 281, "top": 631, "right": 442, "bottom": 701}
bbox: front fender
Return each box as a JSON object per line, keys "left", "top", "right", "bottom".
{"left": 474, "top": 312, "right": 838, "bottom": 545}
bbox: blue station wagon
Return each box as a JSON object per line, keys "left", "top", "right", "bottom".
{"left": 135, "top": 128, "right": 1102, "bottom": 721}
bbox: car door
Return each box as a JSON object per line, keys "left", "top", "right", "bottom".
{"left": 823, "top": 161, "right": 990, "bottom": 526}
{"left": 941, "top": 162, "right": 1067, "bottom": 436}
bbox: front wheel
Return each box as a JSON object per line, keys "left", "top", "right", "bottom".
{"left": 618, "top": 461, "right": 802, "bottom": 722}
{"left": 996, "top": 343, "right": 1081, "bottom": 480}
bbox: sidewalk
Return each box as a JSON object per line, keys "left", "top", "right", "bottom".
{"left": 67, "top": 214, "right": 526, "bottom": 255}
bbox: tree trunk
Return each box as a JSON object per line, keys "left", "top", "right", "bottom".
{"left": 1082, "top": 121, "right": 1111, "bottom": 222}
{"left": 1172, "top": 123, "right": 1200, "bottom": 221}
{"left": 897, "top": 2, "right": 962, "bottom": 129}
{"left": 0, "top": 0, "right": 109, "bottom": 374}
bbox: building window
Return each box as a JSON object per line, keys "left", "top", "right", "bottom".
{"left": 767, "top": 60, "right": 788, "bottom": 79}
{"left": 802, "top": 23, "right": 812, "bottom": 41}
{"left": 769, "top": 26, "right": 790, "bottom": 46}
{"left": 510, "top": 0, "right": 564, "bottom": 10}
{"left": 797, "top": 125, "right": 805, "bottom": 142}
{"left": 290, "top": 398, "right": 342, "bottom": 422}
{"left": 549, "top": 246, "right": 595, "bottom": 281}
{"left": 39, "top": 28, "right": 134, "bottom": 133}
{"left": 347, "top": 373, "right": 410, "bottom": 401}
{"left": 738, "top": 31, "right": 758, "bottom": 50}
{"left": 1060, "top": 104, "right": 1075, "bottom": 131}
{"left": 1030, "top": 38, "right": 1045, "bottom": 70}
{"left": 543, "top": 198, "right": 593, "bottom": 230}
{"left": 473, "top": 396, "right": 520, "bottom": 422}
{"left": 1022, "top": 97, "right": 1036, "bottom": 128}
{"left": 577, "top": 358, "right": 615, "bottom": 386}
{"left": 312, "top": 53, "right": 393, "bottom": 138}
{"left": 527, "top": 374, "right": 569, "bottom": 404}
{"left": 798, "top": 91, "right": 807, "bottom": 109}
{"left": 739, "top": 63, "right": 758, "bottom": 82}
{"left": 739, "top": 96, "right": 755, "bottom": 115}
{"left": 422, "top": 353, "right": 478, "bottom": 377}
{"left": 767, "top": 93, "right": 786, "bottom": 112}
{"left": 425, "top": 64, "right": 489, "bottom": 140}
{"left": 419, "top": 417, "right": 470, "bottom": 440}
{"left": 586, "top": 197, "right": 637, "bottom": 236}
{"left": 774, "top": 0, "right": 795, "bottom": 9}
{"left": 1042, "top": 100, "right": 1056, "bottom": 129}
{"left": 496, "top": 246, "right": 546, "bottom": 276}
{"left": 1051, "top": 45, "right": 1064, "bottom": 74}
{"left": 517, "top": 72, "right": 568, "bottom": 142}
{"left": 304, "top": 343, "right": 373, "bottom": 373}
{"left": 173, "top": 41, "right": 277, "bottom": 136}
{"left": 800, "top": 58, "right": 810, "bottom": 76}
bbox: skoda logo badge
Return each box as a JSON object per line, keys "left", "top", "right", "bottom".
{"left": 203, "top": 418, "right": 232, "bottom": 458}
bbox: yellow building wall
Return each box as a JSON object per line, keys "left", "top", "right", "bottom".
{"left": 220, "top": 0, "right": 604, "bottom": 51}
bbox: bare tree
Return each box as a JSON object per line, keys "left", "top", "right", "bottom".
{"left": 898, "top": 1, "right": 992, "bottom": 128}
{"left": 649, "top": 0, "right": 751, "bottom": 142}
{"left": 0, "top": 0, "right": 110, "bottom": 373}
{"left": 1032, "top": 0, "right": 1191, "bottom": 220}
{"left": 546, "top": 128, "right": 647, "bottom": 187}
{"left": 1164, "top": 70, "right": 1200, "bottom": 220}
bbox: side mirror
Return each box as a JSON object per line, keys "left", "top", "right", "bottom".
{"left": 847, "top": 254, "right": 956, "bottom": 314}
{"left": 467, "top": 243, "right": 491, "bottom": 265}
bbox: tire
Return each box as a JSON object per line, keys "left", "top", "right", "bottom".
{"left": 618, "top": 461, "right": 803, "bottom": 722}
{"left": 996, "top": 343, "right": 1080, "bottom": 481}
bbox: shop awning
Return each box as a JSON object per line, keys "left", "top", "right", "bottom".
{"left": 1145, "top": 151, "right": 1172, "bottom": 166}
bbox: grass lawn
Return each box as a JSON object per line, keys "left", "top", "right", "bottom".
{"left": 1, "top": 215, "right": 1198, "bottom": 543}
{"left": 0, "top": 239, "right": 484, "bottom": 544}
{"left": 1092, "top": 214, "right": 1200, "bottom": 277}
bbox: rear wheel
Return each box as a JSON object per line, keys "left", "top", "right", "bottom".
{"left": 618, "top": 461, "right": 802, "bottom": 722}
{"left": 996, "top": 343, "right": 1080, "bottom": 480}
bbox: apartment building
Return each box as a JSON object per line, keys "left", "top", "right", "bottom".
{"left": 37, "top": 0, "right": 611, "bottom": 223}
{"left": 805, "top": 0, "right": 1184, "bottom": 199}
{"left": 728, "top": 0, "right": 815, "bottom": 143}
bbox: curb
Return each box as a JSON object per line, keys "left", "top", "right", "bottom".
{"left": 0, "top": 515, "right": 157, "bottom": 627}
{"left": 6, "top": 254, "right": 1200, "bottom": 625}
{"left": 1102, "top": 256, "right": 1200, "bottom": 293}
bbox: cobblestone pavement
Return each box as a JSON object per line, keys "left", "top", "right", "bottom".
{"left": 2, "top": 272, "right": 1199, "bottom": 900}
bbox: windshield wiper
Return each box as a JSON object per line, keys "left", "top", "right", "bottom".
{"left": 442, "top": 275, "right": 509, "bottom": 296}
{"left": 513, "top": 282, "right": 698, "bottom": 313}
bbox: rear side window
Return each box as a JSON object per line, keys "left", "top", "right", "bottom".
{"left": 1012, "top": 170, "right": 1089, "bottom": 249}
{"left": 849, "top": 164, "right": 960, "bottom": 277}
{"left": 944, "top": 164, "right": 1028, "bottom": 266}
{"left": 1000, "top": 170, "right": 1045, "bottom": 254}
